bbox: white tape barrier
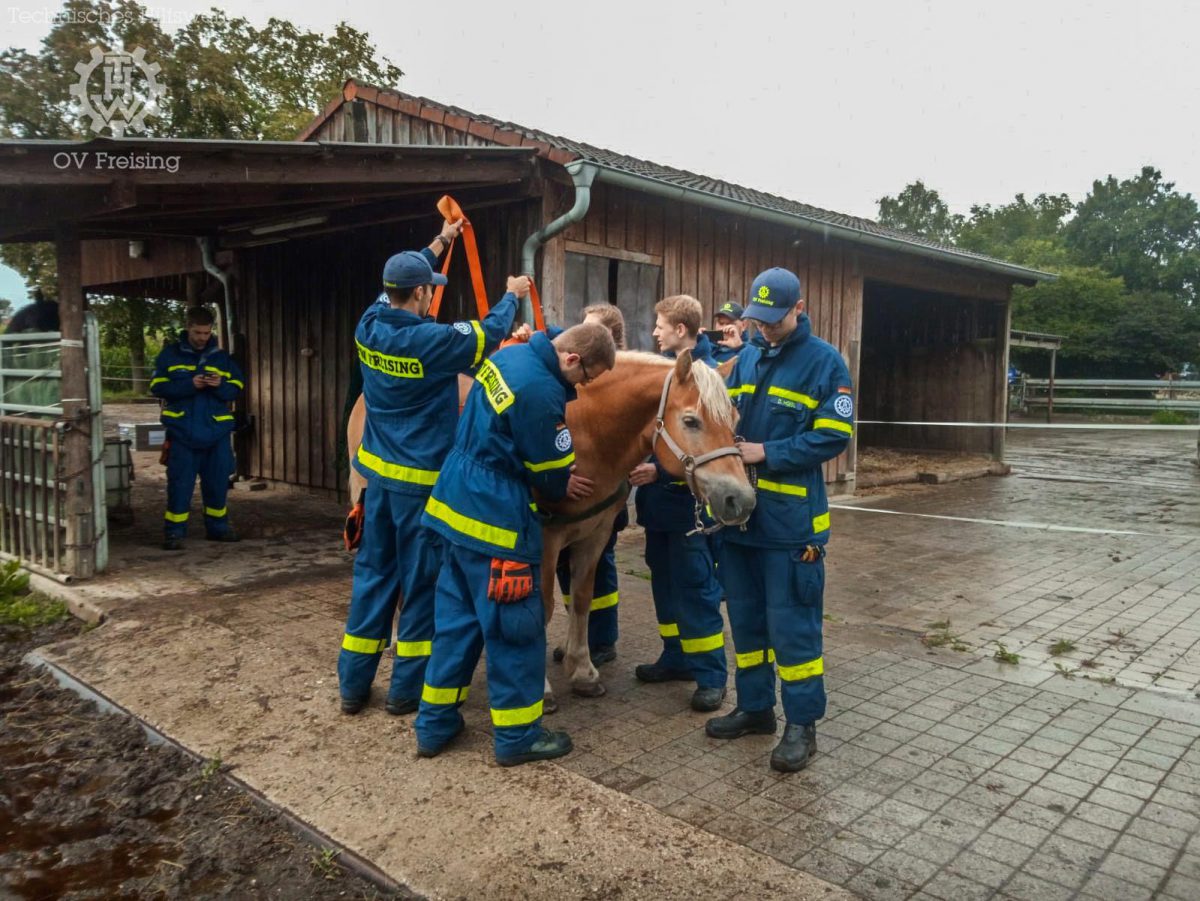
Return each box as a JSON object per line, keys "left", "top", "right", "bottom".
{"left": 856, "top": 420, "right": 1199, "bottom": 431}
{"left": 827, "top": 504, "right": 1181, "bottom": 538}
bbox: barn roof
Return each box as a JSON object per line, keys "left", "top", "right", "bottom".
{"left": 298, "top": 81, "right": 1053, "bottom": 284}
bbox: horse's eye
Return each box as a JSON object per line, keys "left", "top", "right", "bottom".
{"left": 682, "top": 414, "right": 702, "bottom": 429}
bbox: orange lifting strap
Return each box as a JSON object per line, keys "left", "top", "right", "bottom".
{"left": 428, "top": 195, "right": 546, "bottom": 332}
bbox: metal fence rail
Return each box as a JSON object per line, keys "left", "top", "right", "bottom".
{"left": 1022, "top": 377, "right": 1200, "bottom": 420}
{"left": 0, "top": 416, "right": 65, "bottom": 579}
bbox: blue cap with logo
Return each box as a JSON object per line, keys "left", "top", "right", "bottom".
{"left": 744, "top": 268, "right": 802, "bottom": 323}
{"left": 382, "top": 251, "right": 448, "bottom": 290}
{"left": 715, "top": 301, "right": 744, "bottom": 320}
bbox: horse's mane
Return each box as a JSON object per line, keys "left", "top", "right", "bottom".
{"left": 614, "top": 351, "right": 736, "bottom": 430}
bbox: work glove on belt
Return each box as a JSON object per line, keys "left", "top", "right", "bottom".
{"left": 343, "top": 492, "right": 365, "bottom": 552}
{"left": 488, "top": 559, "right": 534, "bottom": 603}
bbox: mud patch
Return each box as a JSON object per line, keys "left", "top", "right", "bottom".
{"left": 1, "top": 619, "right": 412, "bottom": 899}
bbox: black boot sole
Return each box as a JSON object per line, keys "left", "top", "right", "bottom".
{"left": 496, "top": 740, "right": 574, "bottom": 767}
{"left": 770, "top": 747, "right": 817, "bottom": 773}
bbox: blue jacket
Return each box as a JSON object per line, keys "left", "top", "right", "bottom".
{"left": 150, "top": 332, "right": 244, "bottom": 448}
{"left": 422, "top": 332, "right": 575, "bottom": 563}
{"left": 635, "top": 334, "right": 718, "bottom": 532}
{"left": 353, "top": 251, "right": 518, "bottom": 495}
{"left": 725, "top": 314, "right": 853, "bottom": 548}
{"left": 711, "top": 329, "right": 749, "bottom": 364}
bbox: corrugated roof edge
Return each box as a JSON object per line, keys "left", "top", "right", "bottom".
{"left": 296, "top": 79, "right": 1054, "bottom": 284}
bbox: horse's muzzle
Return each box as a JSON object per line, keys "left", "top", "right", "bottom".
{"left": 704, "top": 475, "right": 757, "bottom": 525}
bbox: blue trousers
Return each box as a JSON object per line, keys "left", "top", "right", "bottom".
{"left": 338, "top": 486, "right": 442, "bottom": 705}
{"left": 415, "top": 544, "right": 547, "bottom": 758}
{"left": 164, "top": 439, "right": 233, "bottom": 539}
{"left": 722, "top": 542, "right": 826, "bottom": 725}
{"left": 555, "top": 526, "right": 620, "bottom": 650}
{"left": 644, "top": 529, "right": 728, "bottom": 690}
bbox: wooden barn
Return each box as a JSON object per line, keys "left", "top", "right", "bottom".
{"left": 1, "top": 80, "right": 1050, "bottom": 502}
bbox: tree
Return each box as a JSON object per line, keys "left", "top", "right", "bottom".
{"left": 957, "top": 193, "right": 1072, "bottom": 270}
{"left": 876, "top": 180, "right": 964, "bottom": 244}
{"left": 0, "top": 298, "right": 12, "bottom": 320}
{"left": 89, "top": 294, "right": 182, "bottom": 392}
{"left": 1064, "top": 166, "right": 1200, "bottom": 303}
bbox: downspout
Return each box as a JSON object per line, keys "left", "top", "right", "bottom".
{"left": 198, "top": 237, "right": 234, "bottom": 355}
{"left": 520, "top": 161, "right": 599, "bottom": 325}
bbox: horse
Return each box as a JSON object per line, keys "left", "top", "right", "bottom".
{"left": 344, "top": 349, "right": 756, "bottom": 710}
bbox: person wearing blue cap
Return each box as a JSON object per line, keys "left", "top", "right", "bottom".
{"left": 710, "top": 300, "right": 749, "bottom": 364}
{"left": 705, "top": 267, "right": 854, "bottom": 773}
{"left": 415, "top": 322, "right": 616, "bottom": 766}
{"left": 338, "top": 219, "right": 525, "bottom": 716}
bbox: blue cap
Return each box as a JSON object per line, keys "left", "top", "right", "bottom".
{"left": 744, "top": 268, "right": 802, "bottom": 323}
{"left": 715, "top": 301, "right": 744, "bottom": 320}
{"left": 382, "top": 251, "right": 448, "bottom": 290}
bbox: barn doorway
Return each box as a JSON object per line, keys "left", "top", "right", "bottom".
{"left": 564, "top": 251, "right": 662, "bottom": 351}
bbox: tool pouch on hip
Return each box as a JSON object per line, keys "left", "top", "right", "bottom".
{"left": 488, "top": 559, "right": 534, "bottom": 603}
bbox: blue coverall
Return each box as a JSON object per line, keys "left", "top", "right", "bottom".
{"left": 710, "top": 329, "right": 749, "bottom": 365}
{"left": 338, "top": 259, "right": 518, "bottom": 708}
{"left": 634, "top": 333, "right": 728, "bottom": 689}
{"left": 723, "top": 314, "right": 853, "bottom": 725}
{"left": 149, "top": 333, "right": 244, "bottom": 539}
{"left": 416, "top": 332, "right": 576, "bottom": 758}
{"left": 554, "top": 505, "right": 626, "bottom": 652}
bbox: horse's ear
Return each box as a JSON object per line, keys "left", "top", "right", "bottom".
{"left": 716, "top": 358, "right": 736, "bottom": 379}
{"left": 674, "top": 348, "right": 693, "bottom": 382}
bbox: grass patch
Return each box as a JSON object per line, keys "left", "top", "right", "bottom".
{"left": 993, "top": 642, "right": 1020, "bottom": 665}
{"left": 311, "top": 847, "right": 341, "bottom": 880}
{"left": 1053, "top": 662, "right": 1076, "bottom": 679}
{"left": 1048, "top": 638, "right": 1077, "bottom": 656}
{"left": 1150, "top": 409, "right": 1193, "bottom": 426}
{"left": 200, "top": 752, "right": 223, "bottom": 782}
{"left": 0, "top": 560, "right": 69, "bottom": 628}
{"left": 921, "top": 620, "right": 969, "bottom": 653}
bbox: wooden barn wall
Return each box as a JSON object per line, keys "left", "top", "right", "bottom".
{"left": 235, "top": 198, "right": 539, "bottom": 494}
{"left": 857, "top": 281, "right": 1008, "bottom": 457}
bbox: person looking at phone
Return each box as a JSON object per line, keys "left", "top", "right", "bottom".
{"left": 710, "top": 301, "right": 749, "bottom": 364}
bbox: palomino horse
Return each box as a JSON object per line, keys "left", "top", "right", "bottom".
{"left": 344, "top": 351, "right": 755, "bottom": 709}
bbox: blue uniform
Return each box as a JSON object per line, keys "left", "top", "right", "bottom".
{"left": 723, "top": 314, "right": 853, "bottom": 725}
{"left": 555, "top": 505, "right": 627, "bottom": 651}
{"left": 338, "top": 256, "right": 518, "bottom": 709}
{"left": 711, "top": 329, "right": 749, "bottom": 364}
{"left": 634, "top": 334, "right": 728, "bottom": 689}
{"left": 416, "top": 332, "right": 576, "bottom": 757}
{"left": 150, "top": 333, "right": 244, "bottom": 539}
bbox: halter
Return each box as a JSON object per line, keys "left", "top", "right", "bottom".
{"left": 652, "top": 367, "right": 744, "bottom": 502}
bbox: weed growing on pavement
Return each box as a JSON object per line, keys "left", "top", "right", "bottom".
{"left": 1048, "top": 639, "right": 1077, "bottom": 656}
{"left": 993, "top": 642, "right": 1020, "bottom": 665}
{"left": 200, "top": 752, "right": 223, "bottom": 781}
{"left": 0, "top": 561, "right": 68, "bottom": 629}
{"left": 311, "top": 848, "right": 341, "bottom": 879}
{"left": 1053, "top": 662, "right": 1076, "bottom": 679}
{"left": 922, "top": 620, "right": 969, "bottom": 652}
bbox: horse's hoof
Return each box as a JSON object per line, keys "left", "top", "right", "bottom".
{"left": 543, "top": 695, "right": 559, "bottom": 715}
{"left": 571, "top": 681, "right": 606, "bottom": 698}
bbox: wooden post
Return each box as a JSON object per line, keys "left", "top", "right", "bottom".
{"left": 993, "top": 296, "right": 1012, "bottom": 461}
{"left": 56, "top": 225, "right": 96, "bottom": 579}
{"left": 1047, "top": 348, "right": 1057, "bottom": 424}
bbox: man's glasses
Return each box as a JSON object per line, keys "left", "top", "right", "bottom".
{"left": 579, "top": 358, "right": 592, "bottom": 384}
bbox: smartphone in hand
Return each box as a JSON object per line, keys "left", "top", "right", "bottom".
{"left": 702, "top": 329, "right": 726, "bottom": 343}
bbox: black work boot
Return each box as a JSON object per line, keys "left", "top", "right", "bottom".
{"left": 417, "top": 712, "right": 465, "bottom": 758}
{"left": 705, "top": 707, "right": 776, "bottom": 739}
{"left": 690, "top": 686, "right": 727, "bottom": 712}
{"left": 770, "top": 722, "right": 817, "bottom": 773}
{"left": 385, "top": 696, "right": 418, "bottom": 716}
{"left": 162, "top": 537, "right": 184, "bottom": 551}
{"left": 634, "top": 661, "right": 693, "bottom": 683}
{"left": 496, "top": 728, "right": 573, "bottom": 767}
{"left": 206, "top": 531, "right": 241, "bottom": 543}
{"left": 340, "top": 695, "right": 368, "bottom": 715}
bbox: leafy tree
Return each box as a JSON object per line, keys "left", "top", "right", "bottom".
{"left": 876, "top": 180, "right": 963, "bottom": 244}
{"left": 89, "top": 294, "right": 182, "bottom": 392}
{"left": 1064, "top": 166, "right": 1200, "bottom": 303}
{"left": 0, "top": 298, "right": 12, "bottom": 319}
{"left": 957, "top": 193, "right": 1072, "bottom": 270}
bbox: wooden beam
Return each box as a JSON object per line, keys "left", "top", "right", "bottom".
{"left": 563, "top": 239, "right": 663, "bottom": 267}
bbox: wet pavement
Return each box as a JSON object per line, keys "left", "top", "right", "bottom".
{"left": 40, "top": 421, "right": 1200, "bottom": 899}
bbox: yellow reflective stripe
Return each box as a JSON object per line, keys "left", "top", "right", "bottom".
{"left": 757, "top": 479, "right": 807, "bottom": 497}
{"left": 356, "top": 339, "right": 425, "bottom": 379}
{"left": 167, "top": 364, "right": 196, "bottom": 372}
{"left": 735, "top": 648, "right": 778, "bottom": 669}
{"left": 422, "top": 683, "right": 470, "bottom": 705}
{"left": 356, "top": 446, "right": 439, "bottom": 486}
{"left": 396, "top": 640, "right": 432, "bottom": 657}
{"left": 524, "top": 452, "right": 575, "bottom": 473}
{"left": 490, "top": 700, "right": 543, "bottom": 727}
{"left": 342, "top": 634, "right": 386, "bottom": 655}
{"left": 813, "top": 512, "right": 831, "bottom": 533}
{"left": 681, "top": 632, "right": 725, "bottom": 654}
{"left": 778, "top": 656, "right": 824, "bottom": 682}
{"left": 213, "top": 414, "right": 234, "bottom": 422}
{"left": 658, "top": 622, "right": 680, "bottom": 638}
{"left": 424, "top": 497, "right": 518, "bottom": 549}
{"left": 204, "top": 506, "right": 227, "bottom": 518}
{"left": 470, "top": 320, "right": 485, "bottom": 367}
{"left": 227, "top": 379, "right": 244, "bottom": 389}
{"left": 728, "top": 384, "right": 756, "bottom": 398}
{"left": 476, "top": 359, "right": 515, "bottom": 414}
{"left": 814, "top": 418, "right": 853, "bottom": 435}
{"left": 161, "top": 409, "right": 185, "bottom": 418}
{"left": 149, "top": 377, "right": 168, "bottom": 387}
{"left": 164, "top": 511, "right": 189, "bottom": 523}
{"left": 591, "top": 591, "right": 618, "bottom": 611}
{"left": 204, "top": 365, "right": 232, "bottom": 378}
{"left": 768, "top": 386, "right": 818, "bottom": 409}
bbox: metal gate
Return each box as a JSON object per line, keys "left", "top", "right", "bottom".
{"left": 0, "top": 314, "right": 106, "bottom": 581}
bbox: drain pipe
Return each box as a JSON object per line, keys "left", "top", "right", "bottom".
{"left": 199, "top": 237, "right": 234, "bottom": 355}
{"left": 520, "top": 161, "right": 598, "bottom": 325}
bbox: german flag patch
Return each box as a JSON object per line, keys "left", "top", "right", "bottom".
{"left": 837, "top": 386, "right": 853, "bottom": 394}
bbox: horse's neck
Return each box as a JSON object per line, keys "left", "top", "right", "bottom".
{"left": 572, "top": 363, "right": 667, "bottom": 485}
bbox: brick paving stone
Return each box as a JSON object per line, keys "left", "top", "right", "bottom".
{"left": 845, "top": 867, "right": 920, "bottom": 901}
{"left": 999, "top": 871, "right": 1076, "bottom": 901}
{"left": 1111, "top": 833, "right": 1180, "bottom": 869}
{"left": 660, "top": 795, "right": 722, "bottom": 827}
{"left": 1096, "top": 851, "right": 1168, "bottom": 890}
{"left": 920, "top": 871, "right": 995, "bottom": 901}
{"left": 702, "top": 810, "right": 769, "bottom": 845}
{"left": 1078, "top": 871, "right": 1158, "bottom": 901}
{"left": 893, "top": 832, "right": 962, "bottom": 866}
{"left": 1087, "top": 786, "right": 1146, "bottom": 815}
{"left": 873, "top": 848, "right": 942, "bottom": 886}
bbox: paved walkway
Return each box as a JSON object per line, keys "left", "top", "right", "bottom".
{"left": 37, "top": 424, "right": 1200, "bottom": 900}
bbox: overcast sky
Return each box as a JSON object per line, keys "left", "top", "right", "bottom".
{"left": 4, "top": 0, "right": 1199, "bottom": 304}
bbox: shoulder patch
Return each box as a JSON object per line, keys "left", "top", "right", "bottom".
{"left": 476, "top": 359, "right": 515, "bottom": 414}
{"left": 837, "top": 386, "right": 853, "bottom": 394}
{"left": 833, "top": 395, "right": 854, "bottom": 418}
{"left": 453, "top": 321, "right": 473, "bottom": 335}
{"left": 554, "top": 428, "right": 573, "bottom": 453}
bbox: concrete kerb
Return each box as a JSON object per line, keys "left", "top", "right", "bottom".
{"left": 27, "top": 571, "right": 107, "bottom": 625}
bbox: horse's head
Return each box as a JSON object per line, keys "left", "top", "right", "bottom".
{"left": 653, "top": 350, "right": 756, "bottom": 526}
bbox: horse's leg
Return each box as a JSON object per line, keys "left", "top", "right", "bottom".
{"left": 540, "top": 527, "right": 566, "bottom": 714}
{"left": 566, "top": 529, "right": 611, "bottom": 698}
